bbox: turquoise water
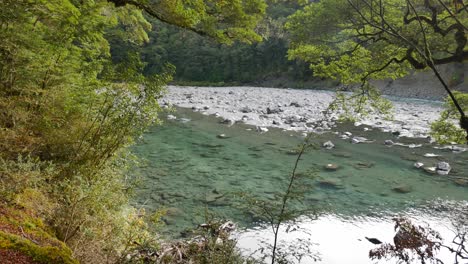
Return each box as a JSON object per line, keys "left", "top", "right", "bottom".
{"left": 131, "top": 107, "right": 468, "bottom": 243}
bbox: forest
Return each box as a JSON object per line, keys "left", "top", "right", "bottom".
{"left": 0, "top": 0, "right": 467, "bottom": 264}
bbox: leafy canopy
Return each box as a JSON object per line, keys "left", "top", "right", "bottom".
{"left": 287, "top": 0, "right": 467, "bottom": 84}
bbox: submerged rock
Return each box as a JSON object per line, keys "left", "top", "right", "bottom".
{"left": 317, "top": 178, "right": 343, "bottom": 189}
{"left": 454, "top": 179, "right": 468, "bottom": 187}
{"left": 167, "top": 114, "right": 177, "bottom": 120}
{"left": 392, "top": 185, "right": 412, "bottom": 194}
{"left": 353, "top": 161, "right": 375, "bottom": 169}
{"left": 324, "top": 163, "right": 339, "bottom": 171}
{"left": 332, "top": 152, "right": 352, "bottom": 158}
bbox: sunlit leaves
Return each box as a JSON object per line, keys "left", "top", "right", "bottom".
{"left": 430, "top": 92, "right": 468, "bottom": 144}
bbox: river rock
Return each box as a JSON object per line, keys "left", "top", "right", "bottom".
{"left": 256, "top": 126, "right": 269, "bottom": 133}
{"left": 392, "top": 185, "right": 412, "bottom": 194}
{"left": 220, "top": 118, "right": 235, "bottom": 125}
{"left": 324, "top": 163, "right": 339, "bottom": 171}
{"left": 317, "top": 178, "right": 343, "bottom": 189}
{"left": 240, "top": 106, "right": 253, "bottom": 113}
{"left": 454, "top": 179, "right": 468, "bottom": 187}
{"left": 423, "top": 167, "right": 437, "bottom": 174}
{"left": 413, "top": 162, "right": 424, "bottom": 169}
{"left": 332, "top": 152, "right": 352, "bottom": 158}
{"left": 351, "top": 136, "right": 372, "bottom": 144}
{"left": 167, "top": 114, "right": 177, "bottom": 120}
{"left": 353, "top": 161, "right": 375, "bottom": 169}
{"left": 290, "top": 101, "right": 301, "bottom": 107}
{"left": 436, "top": 162, "right": 451, "bottom": 175}
{"left": 424, "top": 153, "right": 440, "bottom": 158}
{"left": 323, "top": 141, "right": 335, "bottom": 149}
{"left": 217, "top": 134, "right": 229, "bottom": 139}
{"left": 203, "top": 105, "right": 210, "bottom": 110}
{"left": 272, "top": 120, "right": 281, "bottom": 125}
{"left": 165, "top": 207, "right": 183, "bottom": 216}
{"left": 266, "top": 107, "right": 283, "bottom": 114}
{"left": 384, "top": 140, "right": 394, "bottom": 145}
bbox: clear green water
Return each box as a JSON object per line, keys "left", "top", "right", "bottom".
{"left": 131, "top": 108, "right": 468, "bottom": 240}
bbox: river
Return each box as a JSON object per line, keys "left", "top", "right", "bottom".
{"left": 131, "top": 105, "right": 467, "bottom": 263}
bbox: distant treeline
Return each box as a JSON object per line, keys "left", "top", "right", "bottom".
{"left": 110, "top": 3, "right": 318, "bottom": 87}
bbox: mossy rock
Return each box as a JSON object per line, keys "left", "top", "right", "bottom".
{"left": 0, "top": 206, "right": 78, "bottom": 264}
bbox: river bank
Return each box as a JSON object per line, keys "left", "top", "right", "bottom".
{"left": 162, "top": 85, "right": 445, "bottom": 139}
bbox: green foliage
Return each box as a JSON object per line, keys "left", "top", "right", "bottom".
{"left": 327, "top": 83, "right": 394, "bottom": 122}
{"left": 122, "top": 3, "right": 313, "bottom": 85}
{"left": 0, "top": 0, "right": 269, "bottom": 262}
{"left": 0, "top": 231, "right": 78, "bottom": 264}
{"left": 0, "top": 207, "right": 78, "bottom": 264}
{"left": 431, "top": 92, "right": 468, "bottom": 144}
{"left": 286, "top": 0, "right": 467, "bottom": 125}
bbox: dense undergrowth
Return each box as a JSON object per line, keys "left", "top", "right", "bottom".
{"left": 0, "top": 0, "right": 171, "bottom": 262}
{"left": 0, "top": 0, "right": 267, "bottom": 262}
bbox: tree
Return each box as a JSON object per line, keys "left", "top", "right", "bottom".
{"left": 106, "top": 0, "right": 267, "bottom": 44}
{"left": 286, "top": 0, "right": 468, "bottom": 141}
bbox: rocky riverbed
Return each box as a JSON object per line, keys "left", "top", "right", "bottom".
{"left": 162, "top": 86, "right": 445, "bottom": 139}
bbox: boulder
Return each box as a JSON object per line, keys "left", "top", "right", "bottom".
{"left": 436, "top": 162, "right": 451, "bottom": 175}
{"left": 384, "top": 140, "right": 394, "bottom": 145}
{"left": 413, "top": 162, "right": 424, "bottom": 169}
{"left": 323, "top": 141, "right": 335, "bottom": 149}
